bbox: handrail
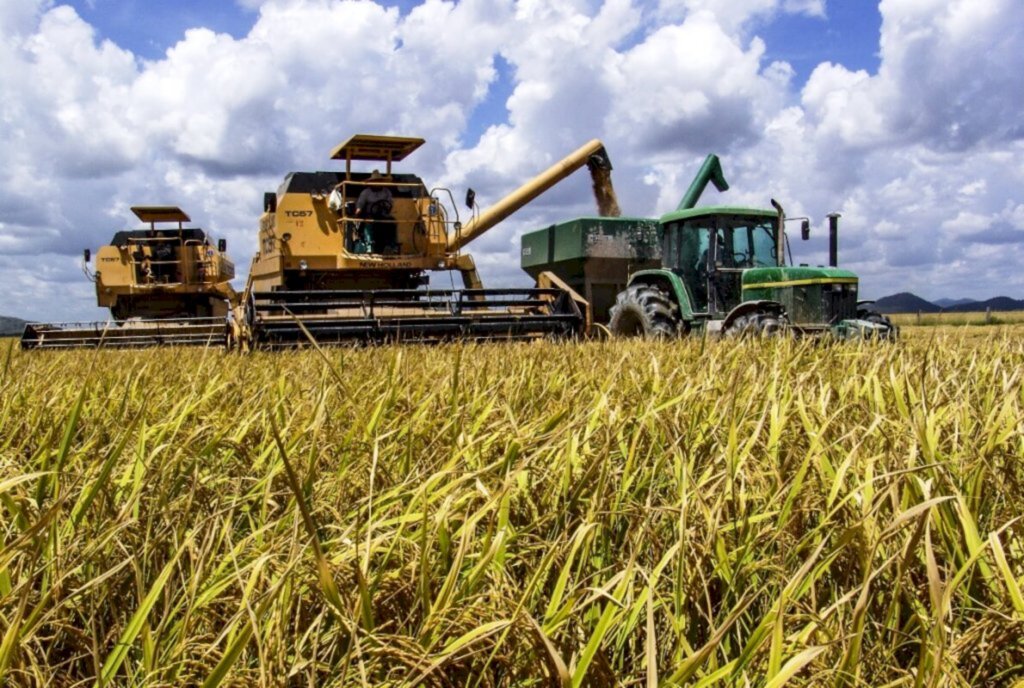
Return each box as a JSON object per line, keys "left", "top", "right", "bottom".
{"left": 125, "top": 236, "right": 184, "bottom": 243}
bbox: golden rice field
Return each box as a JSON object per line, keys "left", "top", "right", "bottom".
{"left": 1, "top": 326, "right": 1023, "bottom": 686}
{"left": 889, "top": 310, "right": 1024, "bottom": 327}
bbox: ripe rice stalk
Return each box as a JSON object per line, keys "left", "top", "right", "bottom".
{"left": 0, "top": 329, "right": 1022, "bottom": 684}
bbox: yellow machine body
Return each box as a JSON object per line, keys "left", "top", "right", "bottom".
{"left": 94, "top": 206, "right": 236, "bottom": 319}
{"left": 245, "top": 135, "right": 613, "bottom": 345}
{"left": 21, "top": 206, "right": 238, "bottom": 349}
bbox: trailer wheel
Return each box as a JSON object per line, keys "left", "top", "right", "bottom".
{"left": 609, "top": 285, "right": 683, "bottom": 338}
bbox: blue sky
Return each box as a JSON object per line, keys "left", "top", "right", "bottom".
{"left": 759, "top": 3, "right": 881, "bottom": 80}
{"left": 1, "top": 0, "right": 1022, "bottom": 321}
{"left": 65, "top": 0, "right": 431, "bottom": 58}
{"left": 65, "top": 0, "right": 257, "bottom": 56}
{"left": 66, "top": 0, "right": 883, "bottom": 75}
{"left": 64, "top": 0, "right": 884, "bottom": 144}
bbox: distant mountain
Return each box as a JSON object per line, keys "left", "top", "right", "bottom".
{"left": 0, "top": 315, "right": 28, "bottom": 337}
{"left": 870, "top": 292, "right": 942, "bottom": 314}
{"left": 933, "top": 297, "right": 977, "bottom": 309}
{"left": 943, "top": 296, "right": 1024, "bottom": 312}
{"left": 869, "top": 293, "right": 1024, "bottom": 314}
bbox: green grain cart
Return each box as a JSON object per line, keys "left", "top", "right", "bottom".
{"left": 522, "top": 154, "right": 895, "bottom": 339}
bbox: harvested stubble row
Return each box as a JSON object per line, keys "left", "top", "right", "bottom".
{"left": 1, "top": 329, "right": 1023, "bottom": 687}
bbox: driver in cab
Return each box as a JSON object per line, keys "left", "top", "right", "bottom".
{"left": 353, "top": 169, "right": 393, "bottom": 254}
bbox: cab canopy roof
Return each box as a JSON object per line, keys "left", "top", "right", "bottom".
{"left": 660, "top": 205, "right": 778, "bottom": 224}
{"left": 330, "top": 135, "right": 424, "bottom": 163}
{"left": 131, "top": 206, "right": 191, "bottom": 224}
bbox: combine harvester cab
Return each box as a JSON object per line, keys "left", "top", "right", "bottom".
{"left": 244, "top": 134, "right": 613, "bottom": 347}
{"left": 21, "top": 207, "right": 237, "bottom": 349}
{"left": 521, "top": 154, "right": 897, "bottom": 340}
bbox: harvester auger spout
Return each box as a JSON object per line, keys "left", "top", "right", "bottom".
{"left": 448, "top": 139, "right": 617, "bottom": 252}
{"left": 21, "top": 206, "right": 237, "bottom": 350}
{"left": 243, "top": 134, "right": 616, "bottom": 347}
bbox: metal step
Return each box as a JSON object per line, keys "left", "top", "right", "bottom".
{"left": 21, "top": 318, "right": 229, "bottom": 350}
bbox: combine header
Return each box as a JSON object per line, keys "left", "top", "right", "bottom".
{"left": 247, "top": 287, "right": 583, "bottom": 345}
{"left": 21, "top": 207, "right": 236, "bottom": 349}
{"left": 243, "top": 135, "right": 610, "bottom": 346}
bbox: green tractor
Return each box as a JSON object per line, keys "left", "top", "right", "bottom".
{"left": 521, "top": 154, "right": 896, "bottom": 339}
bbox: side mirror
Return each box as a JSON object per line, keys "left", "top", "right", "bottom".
{"left": 801, "top": 219, "right": 810, "bottom": 241}
{"left": 465, "top": 188, "right": 476, "bottom": 209}
{"left": 218, "top": 238, "right": 227, "bottom": 253}
{"left": 83, "top": 249, "right": 91, "bottom": 263}
{"left": 264, "top": 192, "right": 277, "bottom": 213}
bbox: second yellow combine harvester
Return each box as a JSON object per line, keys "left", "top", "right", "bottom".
{"left": 242, "top": 134, "right": 611, "bottom": 346}
{"left": 20, "top": 207, "right": 236, "bottom": 349}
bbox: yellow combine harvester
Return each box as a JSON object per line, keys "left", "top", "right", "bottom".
{"left": 243, "top": 134, "right": 612, "bottom": 346}
{"left": 21, "top": 207, "right": 237, "bottom": 349}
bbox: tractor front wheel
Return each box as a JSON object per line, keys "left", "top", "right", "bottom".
{"left": 609, "top": 285, "right": 684, "bottom": 338}
{"left": 857, "top": 309, "right": 898, "bottom": 338}
{"left": 725, "top": 310, "right": 786, "bottom": 337}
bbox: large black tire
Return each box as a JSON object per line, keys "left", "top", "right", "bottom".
{"left": 110, "top": 300, "right": 129, "bottom": 324}
{"left": 608, "top": 284, "right": 684, "bottom": 338}
{"left": 857, "top": 309, "right": 898, "bottom": 338}
{"left": 724, "top": 310, "right": 786, "bottom": 337}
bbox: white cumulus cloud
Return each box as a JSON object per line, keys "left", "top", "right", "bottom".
{"left": 0, "top": 0, "right": 1023, "bottom": 321}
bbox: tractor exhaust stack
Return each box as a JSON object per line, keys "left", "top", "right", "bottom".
{"left": 827, "top": 213, "right": 840, "bottom": 267}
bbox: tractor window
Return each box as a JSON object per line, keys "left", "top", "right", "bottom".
{"left": 748, "top": 222, "right": 777, "bottom": 267}
{"left": 730, "top": 228, "right": 749, "bottom": 266}
{"left": 662, "top": 218, "right": 712, "bottom": 311}
{"left": 680, "top": 219, "right": 711, "bottom": 312}
{"left": 719, "top": 218, "right": 777, "bottom": 268}
{"left": 663, "top": 222, "right": 681, "bottom": 271}
{"left": 714, "top": 227, "right": 731, "bottom": 266}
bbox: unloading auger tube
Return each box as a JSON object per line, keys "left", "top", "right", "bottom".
{"left": 447, "top": 139, "right": 614, "bottom": 252}
{"left": 677, "top": 154, "right": 729, "bottom": 211}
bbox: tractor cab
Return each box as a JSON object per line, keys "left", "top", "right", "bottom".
{"left": 660, "top": 207, "right": 780, "bottom": 315}
{"left": 652, "top": 205, "right": 864, "bottom": 332}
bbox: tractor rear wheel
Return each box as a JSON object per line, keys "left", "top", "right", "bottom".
{"left": 609, "top": 285, "right": 683, "bottom": 338}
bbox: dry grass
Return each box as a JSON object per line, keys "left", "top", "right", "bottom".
{"left": 889, "top": 310, "right": 1024, "bottom": 327}
{"left": 1, "top": 329, "right": 1023, "bottom": 686}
